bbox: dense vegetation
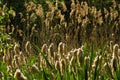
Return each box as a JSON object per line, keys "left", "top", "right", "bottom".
{"left": 0, "top": 0, "right": 120, "bottom": 80}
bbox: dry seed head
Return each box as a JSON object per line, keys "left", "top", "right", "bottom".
{"left": 112, "top": 0, "right": 117, "bottom": 8}
{"left": 110, "top": 41, "right": 113, "bottom": 52}
{"left": 92, "top": 56, "right": 99, "bottom": 69}
{"left": 48, "top": 43, "right": 54, "bottom": 58}
{"left": 26, "top": 1, "right": 36, "bottom": 12}
{"left": 97, "top": 16, "right": 103, "bottom": 26}
{"left": 13, "top": 55, "right": 20, "bottom": 68}
{"left": 14, "top": 69, "right": 27, "bottom": 80}
{"left": 25, "top": 41, "right": 31, "bottom": 54}
{"left": 36, "top": 4, "right": 44, "bottom": 18}
{"left": 104, "top": 8, "right": 109, "bottom": 19}
{"left": 103, "top": 63, "right": 112, "bottom": 78}
{"left": 111, "top": 55, "right": 117, "bottom": 74}
{"left": 113, "top": 44, "right": 119, "bottom": 57}
{"left": 60, "top": 58, "right": 66, "bottom": 75}
{"left": 53, "top": 52, "right": 59, "bottom": 61}
{"left": 41, "top": 44, "right": 48, "bottom": 54}
{"left": 60, "top": 58, "right": 66, "bottom": 70}
{"left": 19, "top": 51, "right": 26, "bottom": 64}
{"left": 58, "top": 42, "right": 66, "bottom": 57}
{"left": 3, "top": 54, "right": 7, "bottom": 64}
{"left": 14, "top": 43, "right": 20, "bottom": 55}
{"left": 71, "top": 1, "right": 75, "bottom": 9}
{"left": 61, "top": 2, "right": 67, "bottom": 12}
{"left": 7, "top": 65, "right": 12, "bottom": 72}
{"left": 55, "top": 60, "right": 60, "bottom": 71}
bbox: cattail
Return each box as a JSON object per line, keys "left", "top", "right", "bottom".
{"left": 14, "top": 69, "right": 27, "bottom": 80}
{"left": 25, "top": 41, "right": 31, "bottom": 54}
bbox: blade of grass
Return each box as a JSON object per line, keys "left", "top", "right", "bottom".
{"left": 43, "top": 68, "right": 49, "bottom": 80}
{"left": 84, "top": 58, "right": 88, "bottom": 80}
{"left": 90, "top": 42, "right": 94, "bottom": 70}
{"left": 32, "top": 43, "right": 53, "bottom": 69}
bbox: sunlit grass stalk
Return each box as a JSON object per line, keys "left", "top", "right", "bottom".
{"left": 32, "top": 43, "right": 53, "bottom": 69}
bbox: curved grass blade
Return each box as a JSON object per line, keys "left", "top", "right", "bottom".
{"left": 32, "top": 43, "right": 53, "bottom": 69}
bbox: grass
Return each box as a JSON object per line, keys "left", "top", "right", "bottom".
{"left": 0, "top": 0, "right": 120, "bottom": 80}
{"left": 0, "top": 42, "right": 120, "bottom": 80}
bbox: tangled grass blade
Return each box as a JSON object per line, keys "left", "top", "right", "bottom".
{"left": 32, "top": 43, "right": 53, "bottom": 69}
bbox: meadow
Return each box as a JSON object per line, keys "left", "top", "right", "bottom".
{"left": 0, "top": 0, "right": 120, "bottom": 80}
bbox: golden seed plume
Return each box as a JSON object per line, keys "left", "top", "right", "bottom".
{"left": 25, "top": 41, "right": 31, "bottom": 54}
{"left": 14, "top": 69, "right": 27, "bottom": 80}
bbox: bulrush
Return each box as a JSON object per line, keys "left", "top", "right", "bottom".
{"left": 14, "top": 69, "right": 27, "bottom": 80}
{"left": 25, "top": 41, "right": 31, "bottom": 54}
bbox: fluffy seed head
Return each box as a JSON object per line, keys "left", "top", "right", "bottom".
{"left": 14, "top": 43, "right": 20, "bottom": 55}
{"left": 55, "top": 60, "right": 60, "bottom": 71}
{"left": 113, "top": 44, "right": 119, "bottom": 57}
{"left": 110, "top": 41, "right": 113, "bottom": 52}
{"left": 14, "top": 69, "right": 27, "bottom": 80}
{"left": 25, "top": 41, "right": 31, "bottom": 54}
{"left": 41, "top": 44, "right": 48, "bottom": 54}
